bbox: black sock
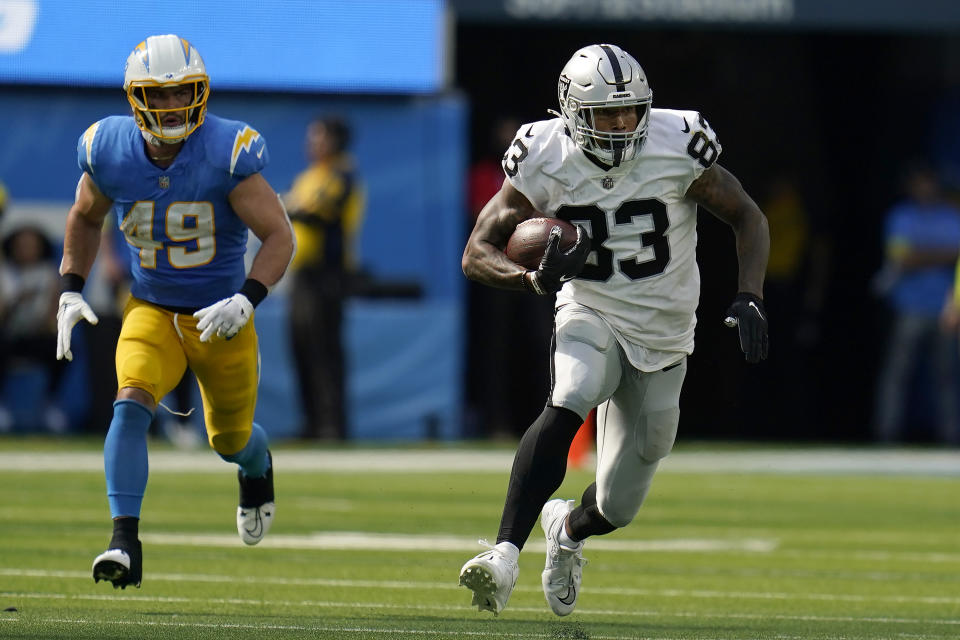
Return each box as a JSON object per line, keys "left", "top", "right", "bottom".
{"left": 110, "top": 517, "right": 139, "bottom": 547}
{"left": 496, "top": 406, "right": 584, "bottom": 550}
{"left": 567, "top": 482, "right": 616, "bottom": 541}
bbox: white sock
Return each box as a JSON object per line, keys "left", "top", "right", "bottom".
{"left": 558, "top": 518, "right": 580, "bottom": 548}
{"left": 494, "top": 541, "right": 520, "bottom": 562}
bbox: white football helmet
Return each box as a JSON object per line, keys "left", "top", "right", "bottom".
{"left": 123, "top": 35, "right": 209, "bottom": 145}
{"left": 556, "top": 44, "right": 652, "bottom": 166}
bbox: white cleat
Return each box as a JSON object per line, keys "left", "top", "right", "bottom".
{"left": 236, "top": 451, "right": 275, "bottom": 545}
{"left": 237, "top": 502, "right": 275, "bottom": 545}
{"left": 541, "top": 499, "right": 586, "bottom": 616}
{"left": 458, "top": 544, "right": 519, "bottom": 616}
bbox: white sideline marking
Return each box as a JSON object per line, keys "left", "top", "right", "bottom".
{"left": 139, "top": 531, "right": 778, "bottom": 553}
{"left": 0, "top": 447, "right": 959, "bottom": 475}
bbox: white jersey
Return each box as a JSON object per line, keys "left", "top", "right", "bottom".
{"left": 505, "top": 108, "right": 722, "bottom": 371}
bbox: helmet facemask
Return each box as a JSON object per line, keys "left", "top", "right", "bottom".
{"left": 126, "top": 78, "right": 208, "bottom": 144}
{"left": 556, "top": 44, "right": 653, "bottom": 166}
{"left": 570, "top": 99, "right": 650, "bottom": 165}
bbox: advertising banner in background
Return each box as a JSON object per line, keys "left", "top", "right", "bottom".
{"left": 449, "top": 0, "right": 960, "bottom": 31}
{"left": 0, "top": 0, "right": 446, "bottom": 92}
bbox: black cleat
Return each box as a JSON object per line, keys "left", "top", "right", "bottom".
{"left": 92, "top": 538, "right": 142, "bottom": 589}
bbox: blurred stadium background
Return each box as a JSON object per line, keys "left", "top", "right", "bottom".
{"left": 2, "top": 0, "right": 960, "bottom": 445}
{"left": 3, "top": 3, "right": 960, "bottom": 639}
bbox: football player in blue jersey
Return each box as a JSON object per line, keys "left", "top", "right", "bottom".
{"left": 56, "top": 35, "right": 295, "bottom": 589}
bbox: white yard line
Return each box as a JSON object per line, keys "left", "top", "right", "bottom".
{"left": 139, "top": 531, "right": 778, "bottom": 553}
{"left": 0, "top": 616, "right": 830, "bottom": 640}
{"left": 1, "top": 447, "right": 958, "bottom": 475}
{"left": 3, "top": 571, "right": 959, "bottom": 606}
{"left": 0, "top": 600, "right": 957, "bottom": 633}
{"left": 0, "top": 617, "right": 610, "bottom": 639}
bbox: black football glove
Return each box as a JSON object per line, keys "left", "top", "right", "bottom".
{"left": 724, "top": 292, "right": 769, "bottom": 363}
{"left": 525, "top": 225, "right": 591, "bottom": 295}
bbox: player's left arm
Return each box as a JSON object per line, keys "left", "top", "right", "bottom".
{"left": 686, "top": 163, "right": 770, "bottom": 362}
{"left": 229, "top": 172, "right": 296, "bottom": 288}
{"left": 193, "top": 173, "right": 295, "bottom": 342}
{"left": 686, "top": 163, "right": 769, "bottom": 296}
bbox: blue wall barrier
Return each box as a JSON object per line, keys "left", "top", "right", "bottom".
{"left": 254, "top": 296, "right": 463, "bottom": 440}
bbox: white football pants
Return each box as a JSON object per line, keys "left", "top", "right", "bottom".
{"left": 550, "top": 303, "right": 687, "bottom": 528}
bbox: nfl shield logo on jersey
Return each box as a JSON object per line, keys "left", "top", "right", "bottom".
{"left": 159, "top": 176, "right": 170, "bottom": 189}
{"left": 601, "top": 176, "right": 615, "bottom": 190}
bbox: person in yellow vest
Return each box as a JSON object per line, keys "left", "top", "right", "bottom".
{"left": 284, "top": 117, "right": 364, "bottom": 439}
{"left": 0, "top": 181, "right": 7, "bottom": 224}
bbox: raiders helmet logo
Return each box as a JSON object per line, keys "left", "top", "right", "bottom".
{"left": 558, "top": 75, "right": 571, "bottom": 104}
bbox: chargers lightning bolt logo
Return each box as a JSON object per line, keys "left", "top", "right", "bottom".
{"left": 82, "top": 121, "right": 101, "bottom": 173}
{"left": 230, "top": 126, "right": 261, "bottom": 176}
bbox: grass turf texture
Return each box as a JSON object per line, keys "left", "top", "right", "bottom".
{"left": 0, "top": 440, "right": 958, "bottom": 639}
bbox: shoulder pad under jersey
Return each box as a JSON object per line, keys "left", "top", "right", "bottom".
{"left": 77, "top": 116, "right": 136, "bottom": 176}
{"left": 647, "top": 108, "right": 722, "bottom": 174}
{"left": 200, "top": 113, "right": 269, "bottom": 178}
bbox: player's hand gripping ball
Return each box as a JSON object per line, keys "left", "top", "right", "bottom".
{"left": 506, "top": 218, "right": 590, "bottom": 295}
{"left": 505, "top": 217, "right": 578, "bottom": 270}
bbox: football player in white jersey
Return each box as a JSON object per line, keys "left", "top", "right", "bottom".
{"left": 458, "top": 44, "right": 769, "bottom": 617}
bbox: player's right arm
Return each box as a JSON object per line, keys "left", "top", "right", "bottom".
{"left": 60, "top": 173, "right": 114, "bottom": 281}
{"left": 56, "top": 172, "right": 113, "bottom": 361}
{"left": 461, "top": 179, "right": 538, "bottom": 291}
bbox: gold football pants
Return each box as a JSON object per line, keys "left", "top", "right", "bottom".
{"left": 115, "top": 297, "right": 259, "bottom": 455}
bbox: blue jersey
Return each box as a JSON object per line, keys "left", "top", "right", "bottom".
{"left": 885, "top": 200, "right": 960, "bottom": 315}
{"left": 78, "top": 114, "right": 269, "bottom": 309}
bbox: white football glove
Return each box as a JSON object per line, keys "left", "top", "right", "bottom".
{"left": 56, "top": 292, "right": 99, "bottom": 361}
{"left": 194, "top": 293, "right": 254, "bottom": 342}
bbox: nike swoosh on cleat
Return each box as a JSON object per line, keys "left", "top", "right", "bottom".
{"left": 244, "top": 510, "right": 264, "bottom": 538}
{"left": 557, "top": 585, "right": 576, "bottom": 606}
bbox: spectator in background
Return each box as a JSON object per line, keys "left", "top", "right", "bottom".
{"left": 872, "top": 161, "right": 960, "bottom": 444}
{"left": 79, "top": 213, "right": 129, "bottom": 434}
{"left": 0, "top": 226, "right": 67, "bottom": 432}
{"left": 753, "top": 174, "right": 831, "bottom": 433}
{"left": 284, "top": 116, "right": 364, "bottom": 440}
{"left": 96, "top": 218, "right": 201, "bottom": 446}
{"left": 465, "top": 116, "right": 555, "bottom": 437}
{"left": 0, "top": 180, "right": 7, "bottom": 226}
{"left": 468, "top": 118, "right": 520, "bottom": 218}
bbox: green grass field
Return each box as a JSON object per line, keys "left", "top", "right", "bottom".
{"left": 1, "top": 438, "right": 958, "bottom": 639}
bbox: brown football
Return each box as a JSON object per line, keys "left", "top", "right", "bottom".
{"left": 504, "top": 217, "right": 578, "bottom": 271}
